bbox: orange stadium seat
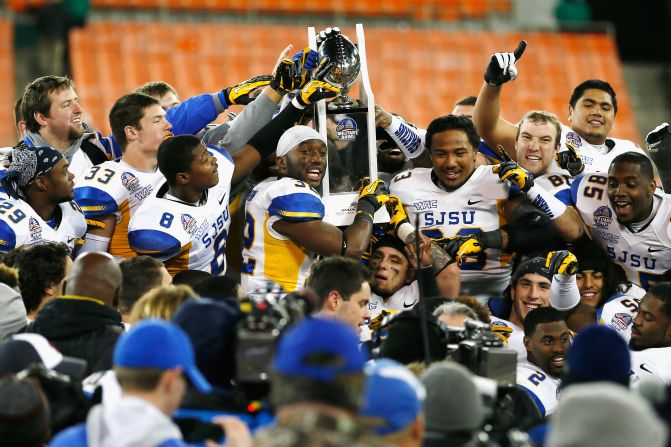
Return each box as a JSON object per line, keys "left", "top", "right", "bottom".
{"left": 0, "top": 19, "right": 16, "bottom": 147}
{"left": 68, "top": 22, "right": 640, "bottom": 144}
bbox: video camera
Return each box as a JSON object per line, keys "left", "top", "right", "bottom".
{"left": 445, "top": 319, "right": 517, "bottom": 387}
{"left": 235, "top": 283, "right": 313, "bottom": 385}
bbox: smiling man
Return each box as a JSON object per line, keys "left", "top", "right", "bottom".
{"left": 390, "top": 115, "right": 522, "bottom": 298}
{"left": 241, "top": 125, "right": 388, "bottom": 292}
{"left": 629, "top": 283, "right": 671, "bottom": 384}
{"left": 21, "top": 76, "right": 122, "bottom": 179}
{"left": 473, "top": 43, "right": 647, "bottom": 175}
{"left": 504, "top": 152, "right": 671, "bottom": 290}
{"left": 517, "top": 307, "right": 570, "bottom": 417}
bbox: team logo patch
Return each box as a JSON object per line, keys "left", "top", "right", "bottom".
{"left": 610, "top": 312, "right": 633, "bottom": 331}
{"left": 29, "top": 218, "right": 42, "bottom": 240}
{"left": 490, "top": 320, "right": 509, "bottom": 328}
{"left": 336, "top": 117, "right": 358, "bottom": 141}
{"left": 121, "top": 172, "right": 141, "bottom": 193}
{"left": 593, "top": 206, "right": 613, "bottom": 228}
{"left": 369, "top": 301, "right": 379, "bottom": 311}
{"left": 181, "top": 214, "right": 197, "bottom": 235}
{"left": 565, "top": 131, "right": 582, "bottom": 148}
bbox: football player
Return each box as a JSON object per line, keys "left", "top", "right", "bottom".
{"left": 502, "top": 152, "right": 671, "bottom": 289}
{"left": 473, "top": 41, "right": 647, "bottom": 176}
{"left": 517, "top": 307, "right": 570, "bottom": 417}
{"left": 74, "top": 93, "right": 172, "bottom": 259}
{"left": 0, "top": 145, "right": 85, "bottom": 253}
{"left": 128, "top": 69, "right": 341, "bottom": 276}
{"left": 240, "top": 125, "right": 389, "bottom": 293}
{"left": 389, "top": 114, "right": 521, "bottom": 297}
{"left": 629, "top": 282, "right": 671, "bottom": 384}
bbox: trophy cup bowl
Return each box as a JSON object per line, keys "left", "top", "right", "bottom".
{"left": 318, "top": 33, "right": 361, "bottom": 109}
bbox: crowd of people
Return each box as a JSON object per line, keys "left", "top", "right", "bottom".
{"left": 1, "top": 28, "right": 671, "bottom": 446}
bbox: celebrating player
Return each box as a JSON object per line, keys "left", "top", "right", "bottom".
{"left": 240, "top": 125, "right": 389, "bottom": 293}
{"left": 473, "top": 41, "right": 647, "bottom": 176}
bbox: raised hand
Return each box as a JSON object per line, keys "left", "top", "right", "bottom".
{"left": 484, "top": 40, "right": 527, "bottom": 86}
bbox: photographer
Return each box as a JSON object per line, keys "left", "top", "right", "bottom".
{"left": 255, "top": 317, "right": 369, "bottom": 446}
{"left": 50, "top": 319, "right": 252, "bottom": 447}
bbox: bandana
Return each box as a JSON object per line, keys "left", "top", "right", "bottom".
{"left": 0, "top": 146, "right": 64, "bottom": 200}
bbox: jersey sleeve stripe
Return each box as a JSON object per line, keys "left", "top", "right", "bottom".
{"left": 567, "top": 174, "right": 585, "bottom": 206}
{"left": 0, "top": 219, "right": 16, "bottom": 252}
{"left": 74, "top": 187, "right": 119, "bottom": 218}
{"left": 269, "top": 193, "right": 325, "bottom": 222}
{"left": 206, "top": 144, "right": 234, "bottom": 164}
{"left": 518, "top": 384, "right": 547, "bottom": 417}
{"left": 128, "top": 229, "right": 182, "bottom": 260}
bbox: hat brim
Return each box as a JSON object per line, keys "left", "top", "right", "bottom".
{"left": 185, "top": 366, "right": 212, "bottom": 394}
{"left": 53, "top": 356, "right": 87, "bottom": 381}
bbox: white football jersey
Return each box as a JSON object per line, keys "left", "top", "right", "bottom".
{"left": 0, "top": 198, "right": 86, "bottom": 253}
{"left": 390, "top": 166, "right": 519, "bottom": 297}
{"left": 564, "top": 173, "right": 671, "bottom": 288}
{"left": 630, "top": 347, "right": 671, "bottom": 385}
{"left": 516, "top": 361, "right": 560, "bottom": 417}
{"left": 551, "top": 125, "right": 646, "bottom": 175}
{"left": 490, "top": 318, "right": 526, "bottom": 362}
{"left": 369, "top": 281, "right": 419, "bottom": 320}
{"left": 360, "top": 282, "right": 419, "bottom": 342}
{"left": 74, "top": 159, "right": 164, "bottom": 260}
{"left": 597, "top": 293, "right": 641, "bottom": 343}
{"left": 128, "top": 146, "right": 234, "bottom": 276}
{"left": 240, "top": 177, "right": 325, "bottom": 293}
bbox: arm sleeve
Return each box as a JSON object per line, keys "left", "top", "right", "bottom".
{"left": 503, "top": 200, "right": 566, "bottom": 255}
{"left": 386, "top": 114, "right": 426, "bottom": 159}
{"left": 417, "top": 266, "right": 440, "bottom": 299}
{"left": 201, "top": 92, "right": 277, "bottom": 152}
{"left": 167, "top": 92, "right": 228, "bottom": 136}
{"left": 73, "top": 187, "right": 119, "bottom": 218}
{"left": 550, "top": 274, "right": 580, "bottom": 311}
{"left": 128, "top": 229, "right": 183, "bottom": 261}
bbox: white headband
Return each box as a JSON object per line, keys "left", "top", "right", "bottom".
{"left": 276, "top": 125, "right": 326, "bottom": 157}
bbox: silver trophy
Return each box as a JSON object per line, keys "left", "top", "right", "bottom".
{"left": 318, "top": 33, "right": 361, "bottom": 110}
{"left": 309, "top": 25, "right": 388, "bottom": 226}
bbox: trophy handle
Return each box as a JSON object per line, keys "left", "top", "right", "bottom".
{"left": 310, "top": 24, "right": 390, "bottom": 226}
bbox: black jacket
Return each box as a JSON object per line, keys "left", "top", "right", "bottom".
{"left": 27, "top": 296, "right": 123, "bottom": 376}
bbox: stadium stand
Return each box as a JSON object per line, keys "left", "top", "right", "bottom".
{"left": 69, "top": 22, "right": 639, "bottom": 143}
{"left": 0, "top": 18, "right": 15, "bottom": 146}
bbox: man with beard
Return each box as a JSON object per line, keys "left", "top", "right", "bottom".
{"left": 501, "top": 152, "right": 671, "bottom": 289}
{"left": 0, "top": 145, "right": 85, "bottom": 253}
{"left": 629, "top": 283, "right": 671, "bottom": 384}
{"left": 240, "top": 125, "right": 389, "bottom": 293}
{"left": 517, "top": 307, "right": 570, "bottom": 417}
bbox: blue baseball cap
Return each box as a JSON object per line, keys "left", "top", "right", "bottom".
{"left": 361, "top": 359, "right": 426, "bottom": 436}
{"left": 273, "top": 317, "right": 364, "bottom": 383}
{"left": 113, "top": 319, "right": 212, "bottom": 393}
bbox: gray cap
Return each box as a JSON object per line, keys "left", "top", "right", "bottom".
{"left": 0, "top": 283, "right": 26, "bottom": 339}
{"left": 547, "top": 382, "right": 668, "bottom": 447}
{"left": 421, "top": 362, "right": 484, "bottom": 436}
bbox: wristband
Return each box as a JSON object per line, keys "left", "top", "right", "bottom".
{"left": 291, "top": 97, "right": 307, "bottom": 110}
{"left": 397, "top": 222, "right": 415, "bottom": 244}
{"left": 354, "top": 210, "right": 374, "bottom": 225}
{"left": 526, "top": 184, "right": 568, "bottom": 220}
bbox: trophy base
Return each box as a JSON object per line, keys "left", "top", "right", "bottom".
{"left": 327, "top": 97, "right": 361, "bottom": 111}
